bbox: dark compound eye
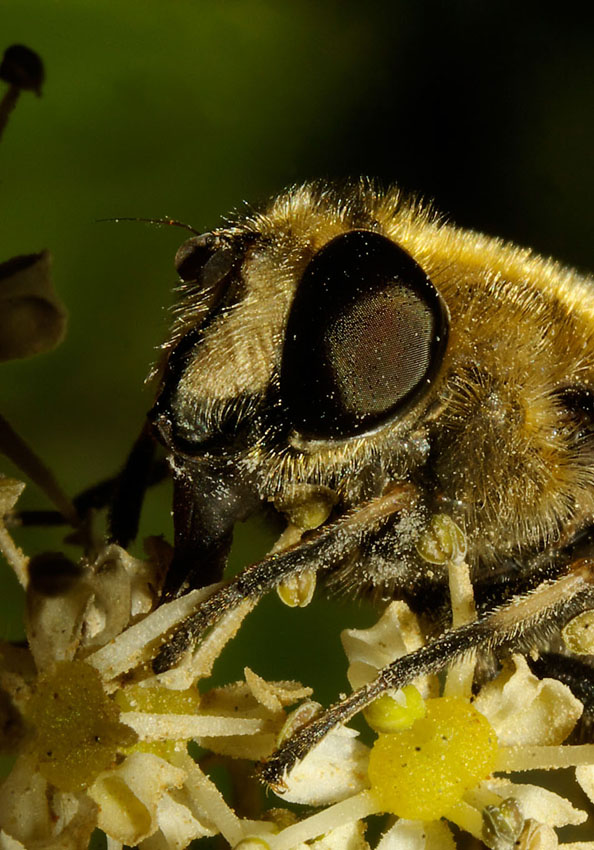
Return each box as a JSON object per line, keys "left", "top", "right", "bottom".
{"left": 280, "top": 230, "right": 449, "bottom": 440}
{"left": 174, "top": 233, "right": 239, "bottom": 288}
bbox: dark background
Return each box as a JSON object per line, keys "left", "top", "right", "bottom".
{"left": 2, "top": 0, "right": 594, "bottom": 731}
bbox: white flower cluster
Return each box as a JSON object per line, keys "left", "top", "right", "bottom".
{"left": 1, "top": 480, "right": 594, "bottom": 850}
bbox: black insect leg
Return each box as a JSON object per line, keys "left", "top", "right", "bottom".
{"left": 108, "top": 421, "right": 158, "bottom": 548}
{"left": 258, "top": 558, "right": 594, "bottom": 790}
{"left": 152, "top": 483, "right": 418, "bottom": 671}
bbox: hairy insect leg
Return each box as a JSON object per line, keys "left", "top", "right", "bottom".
{"left": 152, "top": 483, "right": 418, "bottom": 672}
{"left": 258, "top": 558, "right": 594, "bottom": 790}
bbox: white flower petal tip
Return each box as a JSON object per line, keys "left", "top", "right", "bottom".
{"left": 234, "top": 839, "right": 273, "bottom": 850}
{"left": 376, "top": 819, "right": 455, "bottom": 850}
{"left": 0, "top": 831, "right": 26, "bottom": 850}
{"left": 149, "top": 791, "right": 214, "bottom": 849}
{"left": 576, "top": 763, "right": 594, "bottom": 804}
{"left": 341, "top": 601, "right": 426, "bottom": 692}
{"left": 244, "top": 667, "right": 312, "bottom": 713}
{"left": 473, "top": 654, "right": 583, "bottom": 746}
{"left": 273, "top": 726, "right": 370, "bottom": 806}
{"left": 0, "top": 477, "right": 28, "bottom": 587}
{"left": 484, "top": 780, "right": 587, "bottom": 828}
{"left": 0, "top": 477, "right": 25, "bottom": 515}
{"left": 305, "top": 819, "right": 370, "bottom": 849}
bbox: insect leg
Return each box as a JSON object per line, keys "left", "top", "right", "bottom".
{"left": 152, "top": 483, "right": 418, "bottom": 673}
{"left": 108, "top": 421, "right": 158, "bottom": 547}
{"left": 258, "top": 558, "right": 594, "bottom": 790}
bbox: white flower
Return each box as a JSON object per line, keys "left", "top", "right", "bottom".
{"left": 257, "top": 569, "right": 594, "bottom": 850}
{"left": 0, "top": 487, "right": 311, "bottom": 850}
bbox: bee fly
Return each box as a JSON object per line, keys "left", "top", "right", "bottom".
{"left": 110, "top": 181, "right": 594, "bottom": 787}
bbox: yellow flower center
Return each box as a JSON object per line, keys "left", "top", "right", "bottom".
{"left": 26, "top": 660, "right": 136, "bottom": 791}
{"left": 367, "top": 696, "right": 498, "bottom": 820}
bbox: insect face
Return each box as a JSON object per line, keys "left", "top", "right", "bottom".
{"left": 150, "top": 181, "right": 594, "bottom": 616}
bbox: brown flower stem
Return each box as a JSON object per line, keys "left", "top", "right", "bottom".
{"left": 0, "top": 85, "right": 20, "bottom": 142}
{"left": 0, "top": 411, "right": 78, "bottom": 526}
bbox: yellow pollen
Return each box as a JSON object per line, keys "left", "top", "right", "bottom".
{"left": 115, "top": 682, "right": 201, "bottom": 714}
{"left": 364, "top": 685, "right": 426, "bottom": 732}
{"left": 26, "top": 660, "right": 136, "bottom": 792}
{"left": 115, "top": 682, "right": 201, "bottom": 759}
{"left": 367, "top": 696, "right": 498, "bottom": 820}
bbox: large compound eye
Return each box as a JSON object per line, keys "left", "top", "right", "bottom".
{"left": 280, "top": 230, "right": 449, "bottom": 440}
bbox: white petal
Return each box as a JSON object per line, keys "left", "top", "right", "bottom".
{"left": 341, "top": 602, "right": 427, "bottom": 691}
{"left": 86, "top": 585, "right": 219, "bottom": 681}
{"left": 482, "top": 779, "right": 586, "bottom": 827}
{"left": 243, "top": 667, "right": 312, "bottom": 713}
{"left": 376, "top": 820, "right": 455, "bottom": 850}
{"left": 575, "top": 763, "right": 594, "bottom": 804}
{"left": 140, "top": 791, "right": 213, "bottom": 850}
{"left": 473, "top": 655, "right": 582, "bottom": 746}
{"left": 0, "top": 831, "right": 26, "bottom": 850}
{"left": 26, "top": 577, "right": 94, "bottom": 667}
{"left": 78, "top": 544, "right": 158, "bottom": 651}
{"left": 88, "top": 752, "right": 186, "bottom": 845}
{"left": 275, "top": 726, "right": 370, "bottom": 805}
{"left": 270, "top": 791, "right": 378, "bottom": 850}
{"left": 0, "top": 755, "right": 97, "bottom": 850}
{"left": 0, "top": 754, "right": 54, "bottom": 841}
{"left": 518, "top": 821, "right": 558, "bottom": 850}
{"left": 309, "top": 820, "right": 370, "bottom": 849}
{"left": 200, "top": 732, "right": 278, "bottom": 760}
{"left": 0, "top": 479, "right": 27, "bottom": 587}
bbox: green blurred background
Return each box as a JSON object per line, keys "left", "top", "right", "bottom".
{"left": 2, "top": 0, "right": 594, "bottom": 711}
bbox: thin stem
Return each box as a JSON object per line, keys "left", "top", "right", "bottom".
{"left": 0, "top": 85, "right": 20, "bottom": 142}
{"left": 0, "top": 411, "right": 78, "bottom": 526}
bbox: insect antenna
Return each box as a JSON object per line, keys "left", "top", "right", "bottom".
{"left": 96, "top": 215, "right": 202, "bottom": 235}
